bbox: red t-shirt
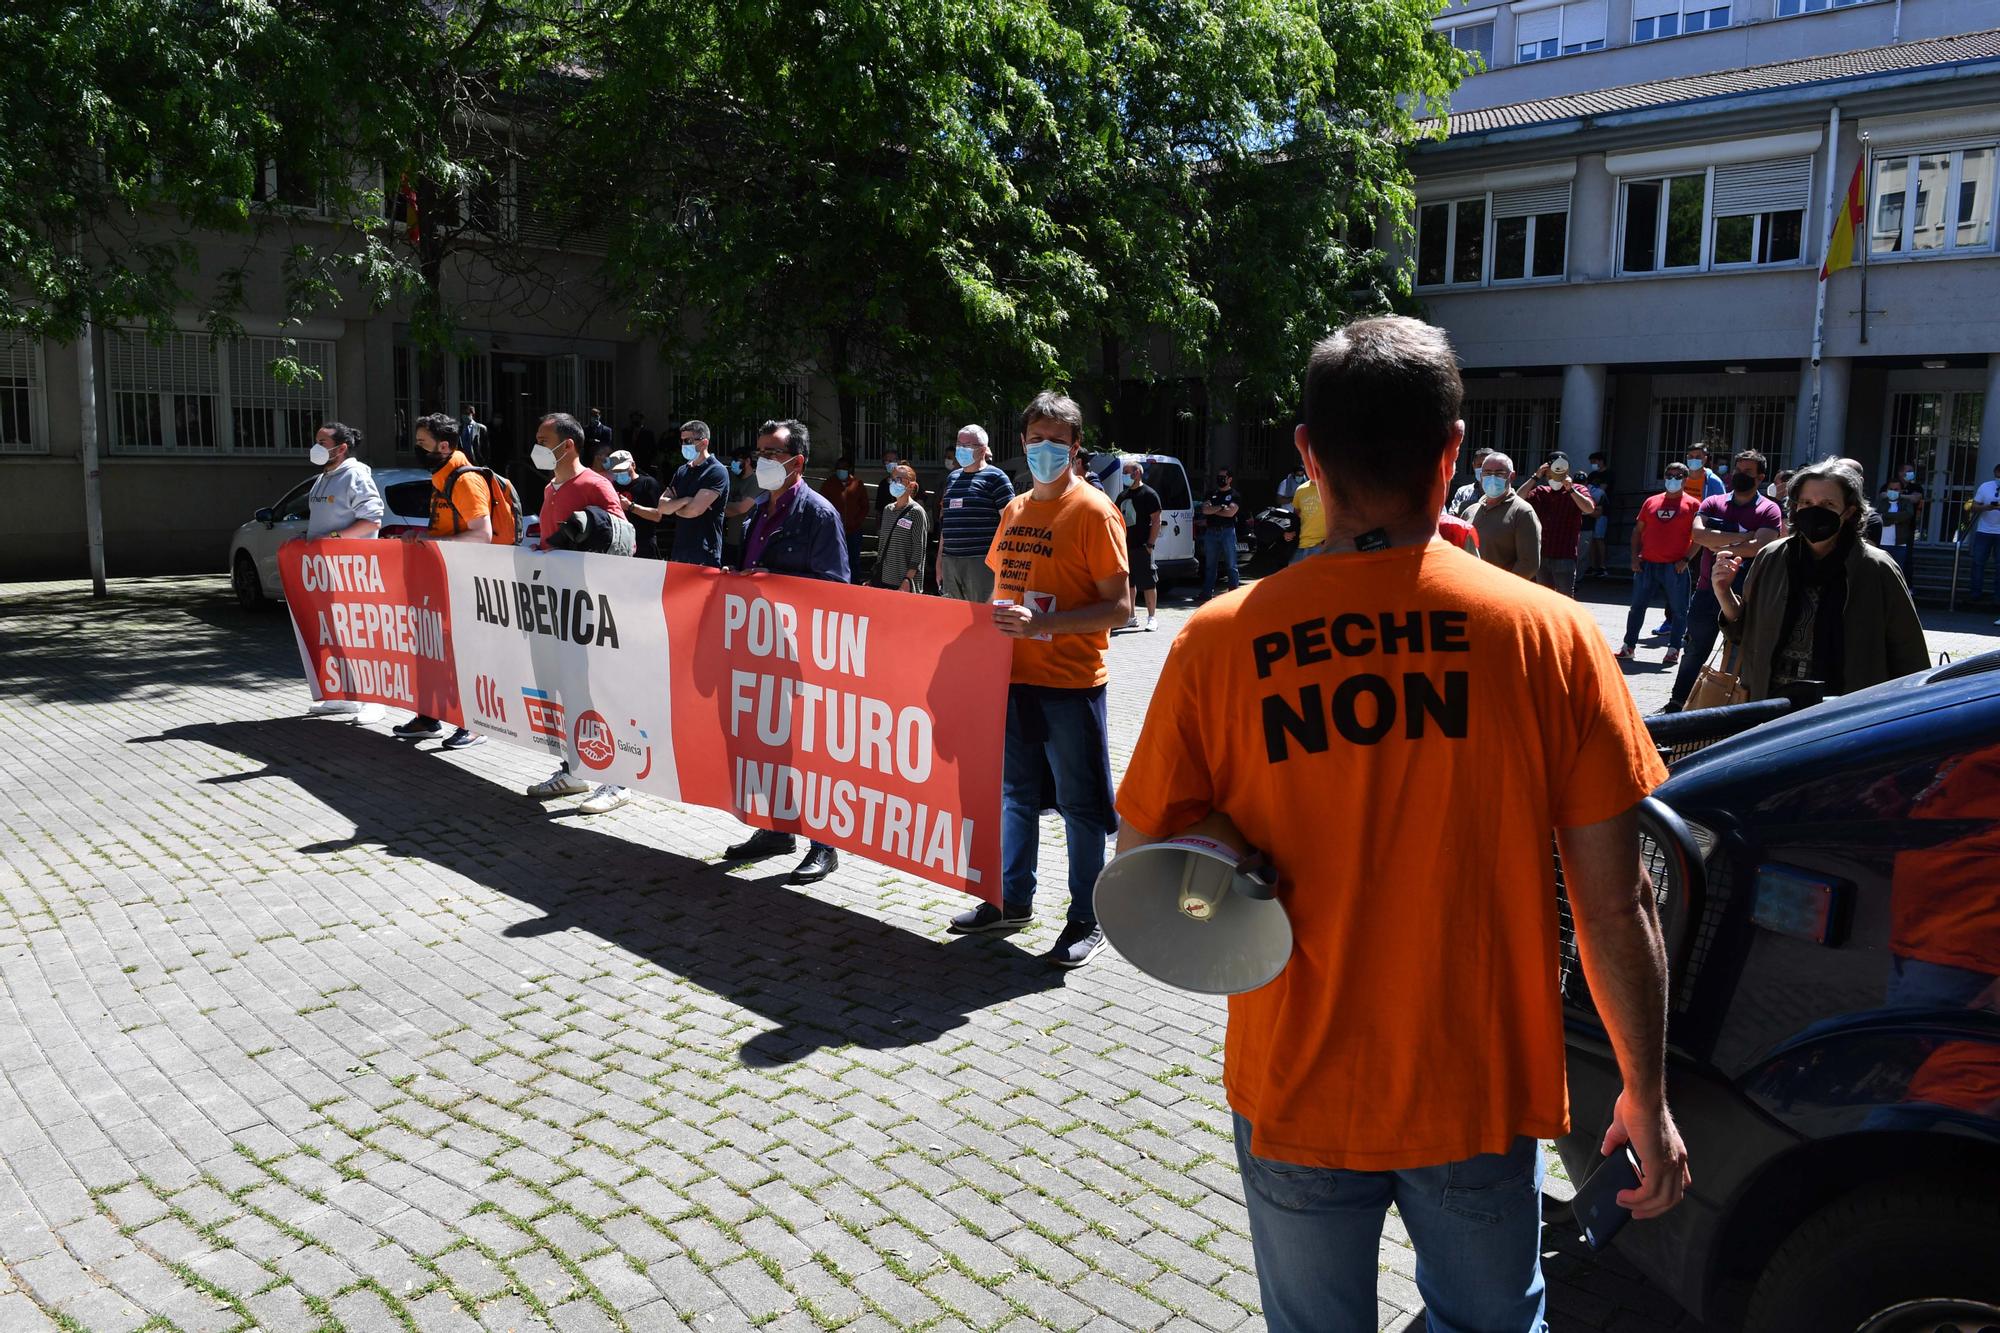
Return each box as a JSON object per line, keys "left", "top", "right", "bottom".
{"left": 538, "top": 469, "right": 624, "bottom": 550}
{"left": 1635, "top": 492, "right": 1698, "bottom": 564}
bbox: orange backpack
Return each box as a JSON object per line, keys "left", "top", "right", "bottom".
{"left": 438, "top": 465, "right": 523, "bottom": 545}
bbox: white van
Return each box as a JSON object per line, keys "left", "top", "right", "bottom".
{"left": 1095, "top": 453, "right": 1197, "bottom": 585}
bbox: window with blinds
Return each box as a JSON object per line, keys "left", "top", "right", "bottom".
{"left": 1634, "top": 0, "right": 1731, "bottom": 41}
{"left": 1711, "top": 157, "right": 1810, "bottom": 266}
{"left": 106, "top": 330, "right": 336, "bottom": 454}
{"left": 1517, "top": 1, "right": 1605, "bottom": 61}
{"left": 0, "top": 335, "right": 45, "bottom": 454}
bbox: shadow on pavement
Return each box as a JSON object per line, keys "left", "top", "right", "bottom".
{"left": 141, "top": 718, "right": 1063, "bottom": 1068}
{"left": 0, "top": 577, "right": 299, "bottom": 706}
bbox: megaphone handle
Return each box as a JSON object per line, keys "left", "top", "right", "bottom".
{"left": 1235, "top": 855, "right": 1279, "bottom": 901}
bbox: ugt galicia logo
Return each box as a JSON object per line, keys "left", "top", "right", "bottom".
{"left": 573, "top": 710, "right": 617, "bottom": 771}
{"left": 523, "top": 687, "right": 565, "bottom": 740}
{"left": 474, "top": 675, "right": 507, "bottom": 722}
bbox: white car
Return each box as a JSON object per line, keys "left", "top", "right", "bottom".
{"left": 1096, "top": 453, "right": 1199, "bottom": 585}
{"left": 227, "top": 467, "right": 439, "bottom": 610}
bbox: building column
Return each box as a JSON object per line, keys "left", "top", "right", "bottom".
{"left": 1981, "top": 354, "right": 2000, "bottom": 479}
{"left": 1795, "top": 356, "right": 1850, "bottom": 465}
{"left": 1558, "top": 363, "right": 1606, "bottom": 463}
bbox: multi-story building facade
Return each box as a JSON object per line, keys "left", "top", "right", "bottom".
{"left": 1415, "top": 0, "right": 2000, "bottom": 591}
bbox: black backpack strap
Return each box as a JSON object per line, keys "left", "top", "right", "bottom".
{"left": 437, "top": 465, "right": 475, "bottom": 533}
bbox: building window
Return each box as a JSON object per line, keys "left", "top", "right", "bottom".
{"left": 1651, "top": 395, "right": 1796, "bottom": 477}
{"left": 1776, "top": 0, "right": 1864, "bottom": 14}
{"left": 1448, "top": 21, "right": 1496, "bottom": 69}
{"left": 0, "top": 335, "right": 47, "bottom": 454}
{"left": 1462, "top": 395, "right": 1562, "bottom": 472}
{"left": 1634, "top": 0, "right": 1730, "bottom": 40}
{"left": 106, "top": 330, "right": 335, "bottom": 454}
{"left": 1420, "top": 183, "right": 1571, "bottom": 287}
{"left": 1871, "top": 145, "right": 1997, "bottom": 257}
{"left": 1515, "top": 0, "right": 1605, "bottom": 62}
{"left": 1620, "top": 157, "right": 1810, "bottom": 274}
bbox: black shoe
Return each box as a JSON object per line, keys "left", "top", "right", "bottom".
{"left": 1046, "top": 920, "right": 1107, "bottom": 969}
{"left": 725, "top": 829, "right": 797, "bottom": 861}
{"left": 789, "top": 844, "right": 838, "bottom": 884}
{"left": 392, "top": 717, "right": 444, "bottom": 739}
{"left": 441, "top": 728, "right": 486, "bottom": 750}
{"left": 948, "top": 902, "right": 1032, "bottom": 934}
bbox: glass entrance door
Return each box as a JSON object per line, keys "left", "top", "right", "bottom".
{"left": 1884, "top": 391, "right": 1985, "bottom": 542}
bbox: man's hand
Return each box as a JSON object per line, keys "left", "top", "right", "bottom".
{"left": 1673, "top": 559, "right": 1687, "bottom": 574}
{"left": 992, "top": 603, "right": 1039, "bottom": 638}
{"left": 1602, "top": 1090, "right": 1691, "bottom": 1220}
{"left": 618, "top": 495, "right": 634, "bottom": 512}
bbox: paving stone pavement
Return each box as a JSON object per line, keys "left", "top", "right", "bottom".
{"left": 1, "top": 572, "right": 1994, "bottom": 1333}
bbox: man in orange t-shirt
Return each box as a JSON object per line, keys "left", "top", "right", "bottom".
{"left": 392, "top": 412, "right": 494, "bottom": 750}
{"left": 1115, "top": 317, "right": 1689, "bottom": 1331}
{"left": 946, "top": 391, "right": 1130, "bottom": 968}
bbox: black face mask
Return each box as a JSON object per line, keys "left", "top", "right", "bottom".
{"left": 1730, "top": 471, "right": 1758, "bottom": 494}
{"left": 1793, "top": 505, "right": 1843, "bottom": 543}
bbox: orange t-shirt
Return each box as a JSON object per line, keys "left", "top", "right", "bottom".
{"left": 1116, "top": 539, "right": 1667, "bottom": 1170}
{"left": 1889, "top": 744, "right": 2000, "bottom": 975}
{"left": 986, "top": 480, "right": 1130, "bottom": 689}
{"left": 429, "top": 450, "right": 492, "bottom": 536}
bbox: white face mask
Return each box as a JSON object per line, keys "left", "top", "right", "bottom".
{"left": 531, "top": 443, "right": 557, "bottom": 471}
{"left": 309, "top": 443, "right": 331, "bottom": 466}
{"left": 756, "top": 457, "right": 790, "bottom": 491}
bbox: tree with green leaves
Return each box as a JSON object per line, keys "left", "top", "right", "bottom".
{"left": 574, "top": 0, "right": 1463, "bottom": 448}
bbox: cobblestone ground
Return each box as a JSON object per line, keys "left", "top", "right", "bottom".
{"left": 1, "top": 572, "right": 1993, "bottom": 1333}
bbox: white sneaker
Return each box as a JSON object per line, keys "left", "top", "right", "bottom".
{"left": 308, "top": 699, "right": 359, "bottom": 716}
{"left": 350, "top": 703, "right": 386, "bottom": 725}
{"left": 1125, "top": 616, "right": 1139, "bottom": 628}
{"left": 1145, "top": 616, "right": 1158, "bottom": 632}
{"left": 528, "top": 768, "right": 591, "bottom": 798}
{"left": 578, "top": 784, "right": 630, "bottom": 814}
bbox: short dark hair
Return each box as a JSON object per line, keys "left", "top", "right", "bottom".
{"left": 412, "top": 414, "right": 457, "bottom": 447}
{"left": 541, "top": 412, "right": 586, "bottom": 447}
{"left": 836, "top": 453, "right": 855, "bottom": 468}
{"left": 1020, "top": 391, "right": 1084, "bottom": 445}
{"left": 758, "top": 418, "right": 810, "bottom": 457}
{"left": 460, "top": 403, "right": 477, "bottom": 416}
{"left": 680, "top": 419, "right": 711, "bottom": 441}
{"left": 589, "top": 406, "right": 604, "bottom": 417}
{"left": 1733, "top": 449, "right": 1768, "bottom": 475}
{"left": 1300, "top": 316, "right": 1463, "bottom": 512}
{"left": 321, "top": 421, "right": 362, "bottom": 449}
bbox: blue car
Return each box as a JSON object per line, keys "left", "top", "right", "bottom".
{"left": 1557, "top": 652, "right": 2000, "bottom": 1333}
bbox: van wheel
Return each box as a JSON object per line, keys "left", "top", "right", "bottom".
{"left": 232, "top": 554, "right": 267, "bottom": 612}
{"left": 1744, "top": 1182, "right": 2000, "bottom": 1333}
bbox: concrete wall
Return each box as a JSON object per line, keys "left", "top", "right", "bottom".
{"left": 1438, "top": 0, "right": 1994, "bottom": 115}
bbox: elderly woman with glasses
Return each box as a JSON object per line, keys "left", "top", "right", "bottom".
{"left": 873, "top": 463, "right": 929, "bottom": 593}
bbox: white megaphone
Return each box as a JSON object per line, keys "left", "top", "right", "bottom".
{"left": 1094, "top": 829, "right": 1292, "bottom": 995}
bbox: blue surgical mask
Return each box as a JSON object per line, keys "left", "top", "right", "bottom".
{"left": 613, "top": 471, "right": 632, "bottom": 486}
{"left": 955, "top": 445, "right": 975, "bottom": 469}
{"left": 1480, "top": 474, "right": 1508, "bottom": 498}
{"left": 836, "top": 469, "right": 850, "bottom": 481}
{"left": 1665, "top": 477, "right": 1685, "bottom": 494}
{"left": 682, "top": 443, "right": 698, "bottom": 462}
{"left": 1685, "top": 458, "right": 1704, "bottom": 472}
{"left": 1026, "top": 441, "right": 1072, "bottom": 485}
{"left": 729, "top": 459, "right": 743, "bottom": 475}
{"left": 889, "top": 481, "right": 907, "bottom": 499}
{"left": 884, "top": 460, "right": 898, "bottom": 474}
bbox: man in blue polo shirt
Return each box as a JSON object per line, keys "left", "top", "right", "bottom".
{"left": 935, "top": 424, "right": 1014, "bottom": 603}
{"left": 719, "top": 418, "right": 849, "bottom": 885}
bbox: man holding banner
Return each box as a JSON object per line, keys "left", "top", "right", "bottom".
{"left": 948, "top": 392, "right": 1129, "bottom": 969}
{"left": 721, "top": 417, "right": 852, "bottom": 884}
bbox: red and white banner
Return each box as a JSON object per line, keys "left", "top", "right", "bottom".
{"left": 280, "top": 540, "right": 1009, "bottom": 899}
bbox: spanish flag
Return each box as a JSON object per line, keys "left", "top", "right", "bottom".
{"left": 1821, "top": 155, "right": 1865, "bottom": 279}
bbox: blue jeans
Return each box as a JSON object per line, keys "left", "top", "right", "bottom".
{"left": 1235, "top": 1115, "right": 1548, "bottom": 1333}
{"left": 1202, "top": 527, "right": 1240, "bottom": 596}
{"left": 1625, "top": 561, "right": 1689, "bottom": 650}
{"left": 1970, "top": 531, "right": 2000, "bottom": 600}
{"left": 1668, "top": 586, "right": 1723, "bottom": 706}
{"left": 1001, "top": 685, "right": 1114, "bottom": 924}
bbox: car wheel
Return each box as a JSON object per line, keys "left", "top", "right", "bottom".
{"left": 1745, "top": 1182, "right": 2000, "bottom": 1333}
{"left": 232, "top": 553, "right": 267, "bottom": 612}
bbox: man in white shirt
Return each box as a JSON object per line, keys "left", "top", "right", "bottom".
{"left": 1972, "top": 462, "right": 2000, "bottom": 616}
{"left": 304, "top": 422, "right": 385, "bottom": 723}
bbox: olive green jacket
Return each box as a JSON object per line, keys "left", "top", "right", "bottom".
{"left": 1724, "top": 535, "right": 1929, "bottom": 700}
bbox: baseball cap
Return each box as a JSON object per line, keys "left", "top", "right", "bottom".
{"left": 605, "top": 450, "right": 636, "bottom": 472}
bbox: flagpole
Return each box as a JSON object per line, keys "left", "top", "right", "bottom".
{"left": 1809, "top": 105, "right": 1841, "bottom": 457}
{"left": 1858, "top": 130, "right": 1872, "bottom": 346}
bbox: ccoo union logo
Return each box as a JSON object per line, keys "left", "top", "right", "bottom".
{"left": 573, "top": 710, "right": 617, "bottom": 771}
{"left": 523, "top": 687, "right": 565, "bottom": 740}
{"left": 474, "top": 675, "right": 507, "bottom": 721}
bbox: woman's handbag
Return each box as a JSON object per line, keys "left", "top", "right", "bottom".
{"left": 1685, "top": 638, "right": 1748, "bottom": 711}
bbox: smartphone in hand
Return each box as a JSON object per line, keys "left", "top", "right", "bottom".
{"left": 1575, "top": 1146, "right": 1643, "bottom": 1250}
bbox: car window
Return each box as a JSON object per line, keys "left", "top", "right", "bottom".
{"left": 383, "top": 480, "right": 433, "bottom": 524}
{"left": 1148, "top": 463, "right": 1191, "bottom": 511}
{"left": 274, "top": 479, "right": 314, "bottom": 522}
